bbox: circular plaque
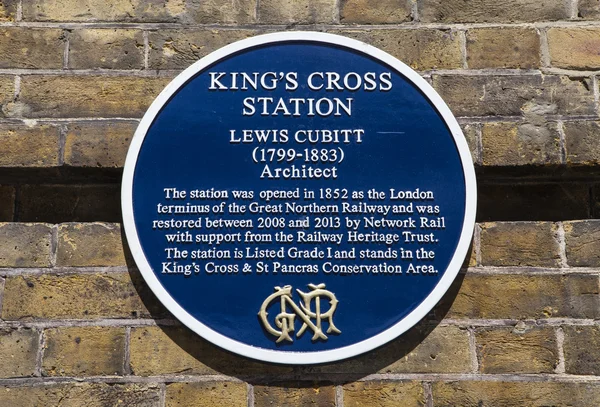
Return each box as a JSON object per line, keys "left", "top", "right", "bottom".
{"left": 122, "top": 32, "right": 476, "bottom": 364}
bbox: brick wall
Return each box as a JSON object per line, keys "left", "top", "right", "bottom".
{"left": 1, "top": 0, "right": 600, "bottom": 406}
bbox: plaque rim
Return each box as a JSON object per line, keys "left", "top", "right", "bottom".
{"left": 121, "top": 31, "right": 477, "bottom": 365}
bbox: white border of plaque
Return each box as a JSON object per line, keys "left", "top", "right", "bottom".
{"left": 122, "top": 31, "right": 477, "bottom": 365}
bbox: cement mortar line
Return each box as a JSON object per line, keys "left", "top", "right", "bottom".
{"left": 1, "top": 114, "right": 598, "bottom": 128}
{"left": 0, "top": 277, "right": 5, "bottom": 320}
{"left": 2, "top": 265, "right": 599, "bottom": 277}
{"left": 361, "top": 373, "right": 600, "bottom": 383}
{"left": 248, "top": 383, "right": 255, "bottom": 407}
{"left": 335, "top": 385, "right": 343, "bottom": 407}
{"left": 423, "top": 382, "right": 433, "bottom": 407}
{"left": 2, "top": 373, "right": 600, "bottom": 386}
{"left": 464, "top": 266, "right": 600, "bottom": 275}
{"left": 439, "top": 318, "right": 599, "bottom": 327}
{"left": 0, "top": 317, "right": 596, "bottom": 330}
{"left": 0, "top": 67, "right": 597, "bottom": 77}
{"left": 0, "top": 318, "right": 179, "bottom": 329}
{"left": 0, "top": 265, "right": 132, "bottom": 276}
{"left": 0, "top": 374, "right": 243, "bottom": 387}
{"left": 457, "top": 115, "right": 600, "bottom": 123}
{"left": 6, "top": 20, "right": 600, "bottom": 30}
{"left": 555, "top": 327, "right": 566, "bottom": 374}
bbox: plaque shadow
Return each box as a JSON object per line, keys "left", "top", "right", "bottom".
{"left": 125, "top": 232, "right": 471, "bottom": 385}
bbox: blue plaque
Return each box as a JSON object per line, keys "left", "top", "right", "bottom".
{"left": 122, "top": 32, "right": 477, "bottom": 364}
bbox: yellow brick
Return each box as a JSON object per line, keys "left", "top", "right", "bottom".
{"left": 433, "top": 381, "right": 600, "bottom": 406}
{"left": 254, "top": 383, "right": 335, "bottom": 407}
{"left": 17, "top": 76, "right": 171, "bottom": 118}
{"left": 564, "top": 120, "right": 600, "bottom": 165}
{"left": 56, "top": 223, "right": 126, "bottom": 267}
{"left": 419, "top": 0, "right": 569, "bottom": 23}
{"left": 563, "top": 326, "right": 600, "bottom": 375}
{"left": 475, "top": 326, "right": 558, "bottom": 373}
{"left": 148, "top": 29, "right": 257, "bottom": 70}
{"left": 0, "top": 0, "right": 16, "bottom": 21}
{"left": 336, "top": 29, "right": 462, "bottom": 70}
{"left": 480, "top": 222, "right": 560, "bottom": 267}
{"left": 259, "top": 0, "right": 336, "bottom": 24}
{"left": 166, "top": 382, "right": 247, "bottom": 407}
{"left": 1, "top": 272, "right": 158, "bottom": 320}
{"left": 130, "top": 326, "right": 215, "bottom": 375}
{"left": 130, "top": 325, "right": 292, "bottom": 376}
{"left": 23, "top": 0, "right": 184, "bottom": 22}
{"left": 43, "top": 327, "right": 125, "bottom": 376}
{"left": 0, "top": 124, "right": 60, "bottom": 167}
{"left": 432, "top": 75, "right": 594, "bottom": 117}
{"left": 340, "top": 0, "right": 411, "bottom": 23}
{"left": 344, "top": 381, "right": 424, "bottom": 407}
{"left": 0, "top": 223, "right": 52, "bottom": 267}
{"left": 69, "top": 29, "right": 144, "bottom": 69}
{"left": 447, "top": 274, "right": 599, "bottom": 319}
{"left": 467, "top": 28, "right": 540, "bottom": 69}
{"left": 481, "top": 122, "right": 561, "bottom": 166}
{"left": 379, "top": 325, "right": 471, "bottom": 374}
{"left": 548, "top": 28, "right": 600, "bottom": 70}
{"left": 564, "top": 220, "right": 600, "bottom": 267}
{"left": 64, "top": 121, "right": 136, "bottom": 167}
{"left": 0, "top": 383, "right": 161, "bottom": 406}
{"left": 0, "top": 28, "right": 63, "bottom": 68}
{"left": 0, "top": 328, "right": 38, "bottom": 378}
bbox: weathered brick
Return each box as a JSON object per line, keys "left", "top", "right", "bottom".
{"left": 0, "top": 223, "right": 52, "bottom": 267}
{"left": 17, "top": 76, "right": 171, "bottom": 118}
{"left": 564, "top": 220, "right": 600, "bottom": 267}
{"left": 433, "top": 381, "right": 600, "bottom": 406}
{"left": 378, "top": 326, "right": 471, "bottom": 374}
{"left": 481, "top": 122, "right": 561, "bottom": 166}
{"left": 23, "top": 0, "right": 186, "bottom": 22}
{"left": 130, "top": 325, "right": 215, "bottom": 375}
{"left": 548, "top": 28, "right": 600, "bottom": 70}
{"left": 0, "top": 328, "right": 38, "bottom": 378}
{"left": 0, "top": 28, "right": 63, "bottom": 69}
{"left": 1, "top": 272, "right": 157, "bottom": 320}
{"left": 475, "top": 325, "right": 557, "bottom": 373}
{"left": 69, "top": 29, "right": 144, "bottom": 69}
{"left": 478, "top": 183, "right": 591, "bottom": 222}
{"left": 254, "top": 383, "right": 335, "bottom": 407}
{"left": 344, "top": 381, "right": 425, "bottom": 407}
{"left": 340, "top": 0, "right": 411, "bottom": 23}
{"left": 579, "top": 0, "right": 600, "bottom": 19}
{"left": 0, "top": 185, "right": 15, "bottom": 221}
{"left": 0, "top": 383, "right": 160, "bottom": 406}
{"left": 336, "top": 29, "right": 462, "bottom": 70}
{"left": 64, "top": 121, "right": 136, "bottom": 167}
{"left": 432, "top": 75, "right": 594, "bottom": 117}
{"left": 43, "top": 326, "right": 125, "bottom": 376}
{"left": 0, "top": 124, "right": 60, "bottom": 167}
{"left": 563, "top": 325, "right": 600, "bottom": 375}
{"left": 466, "top": 28, "right": 540, "bottom": 69}
{"left": 166, "top": 382, "right": 247, "bottom": 407}
{"left": 130, "top": 325, "right": 293, "bottom": 376}
{"left": 480, "top": 222, "right": 560, "bottom": 267}
{"left": 56, "top": 223, "right": 126, "bottom": 267}
{"left": 17, "top": 185, "right": 120, "bottom": 223}
{"left": 148, "top": 29, "right": 257, "bottom": 70}
{"left": 258, "top": 0, "right": 336, "bottom": 24}
{"left": 446, "top": 274, "right": 599, "bottom": 319}
{"left": 461, "top": 123, "right": 480, "bottom": 165}
{"left": 419, "top": 0, "right": 569, "bottom": 23}
{"left": 564, "top": 121, "right": 600, "bottom": 165}
{"left": 0, "top": 0, "right": 16, "bottom": 21}
{"left": 186, "top": 0, "right": 257, "bottom": 24}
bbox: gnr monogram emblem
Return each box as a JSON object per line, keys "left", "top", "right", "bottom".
{"left": 258, "top": 283, "right": 341, "bottom": 343}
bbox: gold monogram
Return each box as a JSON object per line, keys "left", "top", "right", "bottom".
{"left": 258, "top": 283, "right": 341, "bottom": 343}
